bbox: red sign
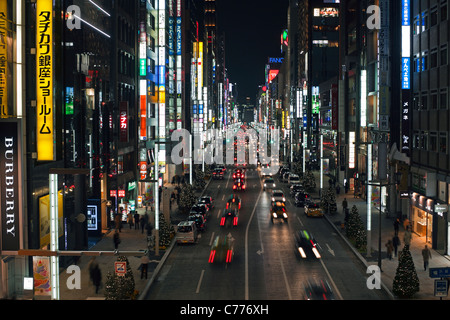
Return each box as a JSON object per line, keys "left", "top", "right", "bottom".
{"left": 118, "top": 190, "right": 126, "bottom": 198}
{"left": 114, "top": 261, "right": 127, "bottom": 277}
{"left": 331, "top": 84, "right": 338, "bottom": 130}
{"left": 110, "top": 190, "right": 117, "bottom": 197}
{"left": 139, "top": 161, "right": 147, "bottom": 180}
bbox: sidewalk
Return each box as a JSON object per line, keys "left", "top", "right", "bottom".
{"left": 53, "top": 178, "right": 211, "bottom": 300}
{"left": 308, "top": 170, "right": 450, "bottom": 300}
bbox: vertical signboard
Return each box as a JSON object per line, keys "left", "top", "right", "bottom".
{"left": 331, "top": 84, "right": 338, "bottom": 130}
{"left": 401, "top": 0, "right": 411, "bottom": 155}
{"left": 36, "top": 0, "right": 54, "bottom": 161}
{"left": 0, "top": 1, "right": 7, "bottom": 118}
{"left": 33, "top": 257, "right": 51, "bottom": 296}
{"left": 1, "top": 121, "right": 20, "bottom": 251}
{"left": 119, "top": 101, "right": 128, "bottom": 142}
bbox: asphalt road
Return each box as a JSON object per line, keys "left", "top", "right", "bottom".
{"left": 143, "top": 165, "right": 390, "bottom": 300}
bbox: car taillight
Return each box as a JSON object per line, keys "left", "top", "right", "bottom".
{"left": 233, "top": 185, "right": 236, "bottom": 189}
{"left": 242, "top": 184, "right": 246, "bottom": 189}
{"left": 233, "top": 217, "right": 238, "bottom": 226}
{"left": 209, "top": 250, "right": 216, "bottom": 263}
{"left": 220, "top": 217, "right": 226, "bottom": 226}
{"left": 226, "top": 250, "right": 233, "bottom": 263}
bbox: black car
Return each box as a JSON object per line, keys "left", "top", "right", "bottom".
{"left": 198, "top": 195, "right": 214, "bottom": 210}
{"left": 219, "top": 208, "right": 239, "bottom": 227}
{"left": 303, "top": 279, "right": 334, "bottom": 300}
{"left": 188, "top": 214, "right": 207, "bottom": 232}
{"left": 294, "top": 230, "right": 322, "bottom": 259}
{"left": 290, "top": 184, "right": 304, "bottom": 197}
{"left": 190, "top": 204, "right": 209, "bottom": 220}
{"left": 212, "top": 168, "right": 224, "bottom": 179}
{"left": 294, "top": 191, "right": 310, "bottom": 207}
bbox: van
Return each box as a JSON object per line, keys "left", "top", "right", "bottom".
{"left": 176, "top": 221, "right": 198, "bottom": 244}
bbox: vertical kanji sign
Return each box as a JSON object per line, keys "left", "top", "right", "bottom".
{"left": 36, "top": 0, "right": 54, "bottom": 161}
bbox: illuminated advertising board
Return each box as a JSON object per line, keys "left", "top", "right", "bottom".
{"left": 0, "top": 1, "right": 7, "bottom": 118}
{"left": 1, "top": 121, "right": 21, "bottom": 251}
{"left": 401, "top": 0, "right": 411, "bottom": 155}
{"left": 119, "top": 102, "right": 128, "bottom": 142}
{"left": 36, "top": 0, "right": 54, "bottom": 161}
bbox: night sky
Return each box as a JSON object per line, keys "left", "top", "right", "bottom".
{"left": 216, "top": 0, "right": 289, "bottom": 105}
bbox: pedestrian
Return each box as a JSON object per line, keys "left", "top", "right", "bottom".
{"left": 88, "top": 257, "right": 98, "bottom": 284}
{"left": 140, "top": 254, "right": 150, "bottom": 279}
{"left": 127, "top": 212, "right": 133, "bottom": 229}
{"left": 336, "top": 184, "right": 340, "bottom": 194}
{"left": 91, "top": 264, "right": 102, "bottom": 294}
{"left": 394, "top": 218, "right": 400, "bottom": 236}
{"left": 342, "top": 198, "right": 348, "bottom": 215}
{"left": 385, "top": 240, "right": 394, "bottom": 260}
{"left": 134, "top": 211, "right": 140, "bottom": 230}
{"left": 403, "top": 217, "right": 410, "bottom": 230}
{"left": 392, "top": 234, "right": 401, "bottom": 257}
{"left": 114, "top": 213, "right": 122, "bottom": 232}
{"left": 344, "top": 181, "right": 349, "bottom": 194}
{"left": 422, "top": 245, "right": 432, "bottom": 271}
{"left": 113, "top": 229, "right": 121, "bottom": 250}
{"left": 140, "top": 214, "right": 146, "bottom": 234}
{"left": 404, "top": 226, "right": 412, "bottom": 249}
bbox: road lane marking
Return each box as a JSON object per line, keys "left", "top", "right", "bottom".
{"left": 222, "top": 194, "right": 225, "bottom": 201}
{"left": 196, "top": 269, "right": 205, "bottom": 294}
{"left": 297, "top": 216, "right": 304, "bottom": 227}
{"left": 278, "top": 250, "right": 292, "bottom": 300}
{"left": 216, "top": 210, "right": 221, "bottom": 219}
{"left": 209, "top": 232, "right": 215, "bottom": 246}
{"left": 319, "top": 259, "right": 343, "bottom": 300}
{"left": 244, "top": 173, "right": 264, "bottom": 300}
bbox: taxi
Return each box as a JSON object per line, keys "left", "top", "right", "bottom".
{"left": 304, "top": 202, "right": 324, "bottom": 217}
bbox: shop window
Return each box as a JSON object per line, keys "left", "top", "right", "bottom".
{"left": 421, "top": 131, "right": 428, "bottom": 150}
{"left": 440, "top": 90, "right": 448, "bottom": 110}
{"left": 430, "top": 49, "right": 438, "bottom": 69}
{"left": 429, "top": 132, "right": 438, "bottom": 152}
{"left": 431, "top": 91, "right": 438, "bottom": 109}
{"left": 441, "top": 45, "right": 448, "bottom": 66}
{"left": 421, "top": 93, "right": 428, "bottom": 110}
{"left": 441, "top": 2, "right": 448, "bottom": 21}
{"left": 439, "top": 132, "right": 448, "bottom": 153}
{"left": 430, "top": 7, "right": 438, "bottom": 27}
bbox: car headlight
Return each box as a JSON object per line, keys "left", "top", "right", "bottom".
{"left": 272, "top": 212, "right": 277, "bottom": 218}
{"left": 283, "top": 213, "right": 288, "bottom": 219}
{"left": 271, "top": 197, "right": 275, "bottom": 202}
{"left": 264, "top": 183, "right": 267, "bottom": 187}
{"left": 273, "top": 184, "right": 276, "bottom": 187}
{"left": 298, "top": 247, "right": 307, "bottom": 259}
{"left": 312, "top": 247, "right": 321, "bottom": 259}
{"left": 282, "top": 197, "right": 286, "bottom": 202}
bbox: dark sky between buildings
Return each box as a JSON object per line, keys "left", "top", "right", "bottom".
{"left": 216, "top": 0, "right": 289, "bottom": 105}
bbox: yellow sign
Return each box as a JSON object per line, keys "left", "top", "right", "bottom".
{"left": 0, "top": 1, "right": 7, "bottom": 118}
{"left": 39, "top": 191, "right": 63, "bottom": 248}
{"left": 36, "top": 0, "right": 54, "bottom": 161}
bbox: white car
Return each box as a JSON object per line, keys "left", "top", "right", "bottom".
{"left": 263, "top": 177, "right": 276, "bottom": 191}
{"left": 271, "top": 190, "right": 286, "bottom": 203}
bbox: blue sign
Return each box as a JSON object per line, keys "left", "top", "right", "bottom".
{"left": 435, "top": 279, "right": 448, "bottom": 297}
{"left": 402, "top": 0, "right": 410, "bottom": 26}
{"left": 402, "top": 57, "right": 410, "bottom": 89}
{"left": 430, "top": 267, "right": 450, "bottom": 278}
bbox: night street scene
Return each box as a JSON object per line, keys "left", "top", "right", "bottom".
{"left": 1, "top": 0, "right": 450, "bottom": 314}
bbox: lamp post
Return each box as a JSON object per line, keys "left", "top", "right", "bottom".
{"left": 366, "top": 171, "right": 402, "bottom": 271}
